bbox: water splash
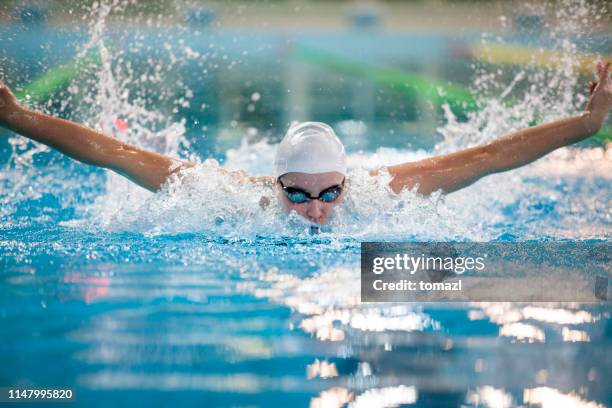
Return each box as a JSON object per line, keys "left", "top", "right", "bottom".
{"left": 436, "top": 0, "right": 608, "bottom": 153}
{"left": 1, "top": 0, "right": 610, "bottom": 241}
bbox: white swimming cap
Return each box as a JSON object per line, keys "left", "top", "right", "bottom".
{"left": 273, "top": 121, "right": 347, "bottom": 177}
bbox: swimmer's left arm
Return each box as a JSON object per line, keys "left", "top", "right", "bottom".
{"left": 386, "top": 62, "right": 611, "bottom": 195}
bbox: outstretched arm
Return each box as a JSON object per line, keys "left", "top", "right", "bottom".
{"left": 0, "top": 78, "right": 193, "bottom": 192}
{"left": 387, "top": 62, "right": 611, "bottom": 195}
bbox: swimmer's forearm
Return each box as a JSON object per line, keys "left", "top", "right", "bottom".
{"left": 4, "top": 105, "right": 123, "bottom": 167}
{"left": 388, "top": 114, "right": 594, "bottom": 195}
{"left": 484, "top": 113, "right": 594, "bottom": 172}
{"left": 3, "top": 105, "right": 189, "bottom": 192}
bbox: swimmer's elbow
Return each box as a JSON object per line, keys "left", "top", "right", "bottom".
{"left": 387, "top": 146, "right": 501, "bottom": 196}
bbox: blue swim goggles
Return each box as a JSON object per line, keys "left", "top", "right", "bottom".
{"left": 278, "top": 177, "right": 345, "bottom": 204}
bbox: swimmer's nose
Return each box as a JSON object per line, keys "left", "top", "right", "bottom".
{"left": 306, "top": 199, "right": 324, "bottom": 220}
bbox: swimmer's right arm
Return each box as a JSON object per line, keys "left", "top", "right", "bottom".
{"left": 385, "top": 62, "right": 611, "bottom": 196}
{"left": 0, "top": 78, "right": 194, "bottom": 192}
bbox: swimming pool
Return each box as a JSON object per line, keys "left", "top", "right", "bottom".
{"left": 2, "top": 156, "right": 610, "bottom": 406}
{"left": 1, "top": 1, "right": 611, "bottom": 407}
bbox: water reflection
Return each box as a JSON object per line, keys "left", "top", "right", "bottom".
{"left": 64, "top": 272, "right": 111, "bottom": 304}
{"left": 523, "top": 387, "right": 606, "bottom": 408}
{"left": 307, "top": 359, "right": 339, "bottom": 380}
{"left": 561, "top": 327, "right": 590, "bottom": 342}
{"left": 247, "top": 263, "right": 610, "bottom": 407}
{"left": 252, "top": 266, "right": 438, "bottom": 342}
{"left": 499, "top": 322, "right": 545, "bottom": 342}
{"left": 465, "top": 386, "right": 513, "bottom": 408}
{"left": 351, "top": 385, "right": 417, "bottom": 407}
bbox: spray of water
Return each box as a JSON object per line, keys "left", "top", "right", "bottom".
{"left": 436, "top": 0, "right": 608, "bottom": 153}
{"left": 1, "top": 0, "right": 610, "bottom": 241}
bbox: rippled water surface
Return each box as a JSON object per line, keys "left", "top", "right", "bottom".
{"left": 1, "top": 232, "right": 611, "bottom": 407}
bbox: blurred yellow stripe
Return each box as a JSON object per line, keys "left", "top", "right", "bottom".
{"left": 472, "top": 43, "right": 610, "bottom": 74}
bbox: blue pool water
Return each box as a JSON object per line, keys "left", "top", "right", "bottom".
{"left": 1, "top": 229, "right": 611, "bottom": 407}
{"left": 1, "top": 1, "right": 612, "bottom": 407}
{"left": 1, "top": 147, "right": 610, "bottom": 407}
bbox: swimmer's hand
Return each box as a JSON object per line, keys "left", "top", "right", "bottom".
{"left": 0, "top": 78, "right": 20, "bottom": 125}
{"left": 584, "top": 61, "right": 611, "bottom": 134}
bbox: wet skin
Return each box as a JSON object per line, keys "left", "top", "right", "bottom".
{"left": 276, "top": 171, "right": 346, "bottom": 225}
{"left": 0, "top": 62, "right": 610, "bottom": 219}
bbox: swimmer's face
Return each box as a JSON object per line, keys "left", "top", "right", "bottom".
{"left": 277, "top": 172, "right": 346, "bottom": 225}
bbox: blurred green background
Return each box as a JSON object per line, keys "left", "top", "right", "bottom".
{"left": 0, "top": 0, "right": 610, "bottom": 162}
